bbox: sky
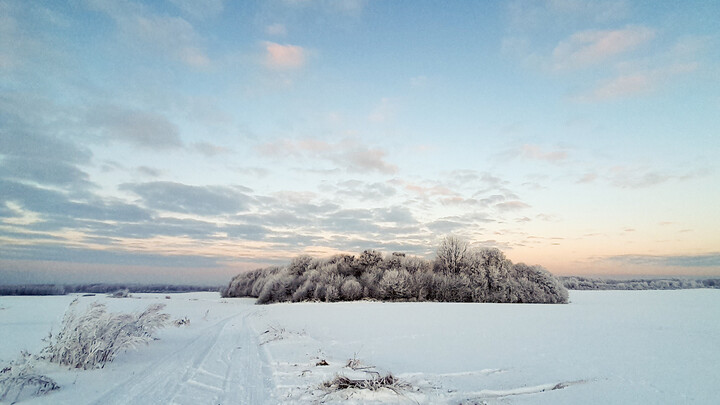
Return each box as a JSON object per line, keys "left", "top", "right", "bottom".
{"left": 1, "top": 0, "right": 719, "bottom": 285}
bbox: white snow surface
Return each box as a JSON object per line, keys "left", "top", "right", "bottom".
{"left": 1, "top": 290, "right": 718, "bottom": 404}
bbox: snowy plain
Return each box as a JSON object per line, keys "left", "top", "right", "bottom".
{"left": 1, "top": 290, "right": 718, "bottom": 404}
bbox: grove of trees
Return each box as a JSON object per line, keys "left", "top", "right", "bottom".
{"left": 222, "top": 236, "right": 569, "bottom": 304}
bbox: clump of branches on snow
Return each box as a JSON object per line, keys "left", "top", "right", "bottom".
{"left": 0, "top": 353, "right": 59, "bottom": 403}
{"left": 222, "top": 236, "right": 568, "bottom": 304}
{"left": 41, "top": 300, "right": 170, "bottom": 369}
{"left": 322, "top": 373, "right": 409, "bottom": 393}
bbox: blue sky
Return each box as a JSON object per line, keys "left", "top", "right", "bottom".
{"left": 1, "top": 0, "right": 719, "bottom": 285}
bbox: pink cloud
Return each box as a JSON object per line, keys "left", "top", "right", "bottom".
{"left": 588, "top": 73, "right": 652, "bottom": 100}
{"left": 581, "top": 62, "right": 698, "bottom": 101}
{"left": 552, "top": 26, "right": 655, "bottom": 70}
{"left": 577, "top": 172, "right": 598, "bottom": 184}
{"left": 257, "top": 137, "right": 397, "bottom": 174}
{"left": 520, "top": 144, "right": 568, "bottom": 162}
{"left": 265, "top": 42, "right": 306, "bottom": 69}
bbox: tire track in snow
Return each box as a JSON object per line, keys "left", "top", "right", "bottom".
{"left": 90, "top": 310, "right": 273, "bottom": 405}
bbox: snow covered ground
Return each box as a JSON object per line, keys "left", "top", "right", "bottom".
{"left": 1, "top": 290, "right": 718, "bottom": 404}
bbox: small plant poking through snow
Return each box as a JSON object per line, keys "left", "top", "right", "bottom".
{"left": 346, "top": 355, "right": 372, "bottom": 371}
{"left": 42, "top": 300, "right": 169, "bottom": 369}
{"left": 173, "top": 316, "right": 190, "bottom": 326}
{"left": 0, "top": 353, "right": 59, "bottom": 403}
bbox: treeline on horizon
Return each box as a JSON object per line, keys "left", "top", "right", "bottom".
{"left": 0, "top": 283, "right": 221, "bottom": 296}
{"left": 561, "top": 276, "right": 720, "bottom": 290}
{"left": 222, "top": 236, "right": 569, "bottom": 304}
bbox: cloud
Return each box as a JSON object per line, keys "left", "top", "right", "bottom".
{"left": 0, "top": 126, "right": 91, "bottom": 165}
{"left": 605, "top": 166, "right": 704, "bottom": 189}
{"left": 0, "top": 156, "right": 93, "bottom": 189}
{"left": 85, "top": 105, "right": 183, "bottom": 149}
{"left": 410, "top": 75, "right": 428, "bottom": 87}
{"left": 0, "top": 2, "right": 77, "bottom": 75}
{"left": 368, "top": 98, "right": 395, "bottom": 123}
{"left": 120, "top": 181, "right": 253, "bottom": 216}
{"left": 320, "top": 208, "right": 382, "bottom": 234}
{"left": 427, "top": 219, "right": 465, "bottom": 234}
{"left": 0, "top": 179, "right": 152, "bottom": 226}
{"left": 86, "top": 0, "right": 211, "bottom": 68}
{"left": 577, "top": 172, "right": 598, "bottom": 183}
{"left": 266, "top": 23, "right": 287, "bottom": 36}
{"left": 0, "top": 110, "right": 98, "bottom": 190}
{"left": 330, "top": 180, "right": 397, "bottom": 201}
{"left": 401, "top": 182, "right": 457, "bottom": 199}
{"left": 169, "top": 0, "right": 225, "bottom": 20}
{"left": 519, "top": 144, "right": 568, "bottom": 163}
{"left": 374, "top": 206, "right": 416, "bottom": 225}
{"left": 552, "top": 26, "right": 655, "bottom": 71}
{"left": 137, "top": 166, "right": 161, "bottom": 177}
{"left": 495, "top": 201, "right": 531, "bottom": 212}
{"left": 609, "top": 169, "right": 670, "bottom": 188}
{"left": 258, "top": 137, "right": 398, "bottom": 174}
{"left": 193, "top": 142, "right": 232, "bottom": 157}
{"left": 0, "top": 129, "right": 94, "bottom": 189}
{"left": 507, "top": 0, "right": 629, "bottom": 30}
{"left": 606, "top": 253, "right": 720, "bottom": 268}
{"left": 237, "top": 167, "right": 270, "bottom": 178}
{"left": 545, "top": 0, "right": 629, "bottom": 20}
{"left": 579, "top": 62, "right": 698, "bottom": 101}
{"left": 0, "top": 243, "right": 221, "bottom": 268}
{"left": 264, "top": 42, "right": 306, "bottom": 69}
{"left": 281, "top": 0, "right": 367, "bottom": 15}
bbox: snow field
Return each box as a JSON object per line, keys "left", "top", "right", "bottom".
{"left": 1, "top": 290, "right": 719, "bottom": 404}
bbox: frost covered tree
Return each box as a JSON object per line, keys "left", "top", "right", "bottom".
{"left": 379, "top": 269, "right": 412, "bottom": 300}
{"left": 435, "top": 235, "right": 469, "bottom": 275}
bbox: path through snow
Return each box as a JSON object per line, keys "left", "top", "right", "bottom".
{"left": 91, "top": 309, "right": 273, "bottom": 405}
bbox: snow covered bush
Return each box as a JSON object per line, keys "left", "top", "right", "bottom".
{"left": 42, "top": 300, "right": 170, "bottom": 369}
{"left": 222, "top": 237, "right": 569, "bottom": 304}
{"left": 340, "top": 278, "right": 363, "bottom": 300}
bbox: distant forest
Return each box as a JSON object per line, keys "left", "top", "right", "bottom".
{"left": 561, "top": 277, "right": 720, "bottom": 290}
{"left": 0, "top": 284, "right": 221, "bottom": 296}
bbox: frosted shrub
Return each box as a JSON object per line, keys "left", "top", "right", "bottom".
{"left": 42, "top": 300, "right": 169, "bottom": 369}
{"left": 324, "top": 284, "right": 340, "bottom": 302}
{"left": 340, "top": 278, "right": 363, "bottom": 300}
{"left": 379, "top": 269, "right": 412, "bottom": 300}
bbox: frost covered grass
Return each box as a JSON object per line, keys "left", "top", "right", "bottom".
{"left": 42, "top": 300, "right": 169, "bottom": 369}
{"left": 0, "top": 299, "right": 169, "bottom": 402}
{"left": 0, "top": 353, "right": 59, "bottom": 403}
